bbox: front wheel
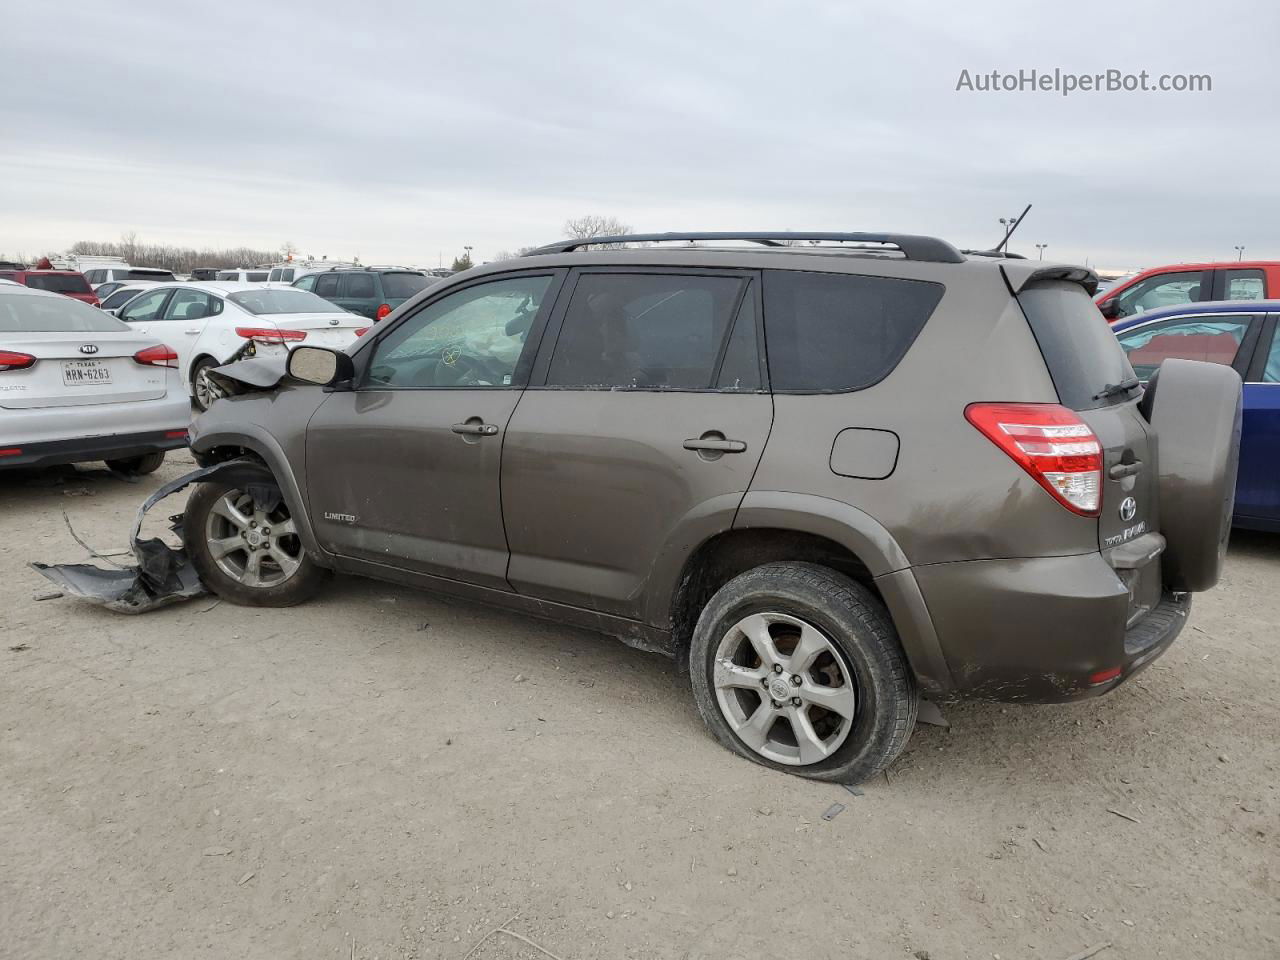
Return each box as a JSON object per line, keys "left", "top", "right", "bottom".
{"left": 688, "top": 562, "right": 917, "bottom": 783}
{"left": 185, "top": 479, "right": 329, "bottom": 606}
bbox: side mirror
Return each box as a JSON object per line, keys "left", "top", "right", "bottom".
{"left": 287, "top": 346, "right": 354, "bottom": 386}
{"left": 1098, "top": 299, "right": 1121, "bottom": 320}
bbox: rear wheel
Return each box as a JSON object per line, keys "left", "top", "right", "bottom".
{"left": 191, "top": 357, "right": 220, "bottom": 411}
{"left": 105, "top": 451, "right": 165, "bottom": 475}
{"left": 186, "top": 479, "right": 329, "bottom": 606}
{"left": 688, "top": 562, "right": 917, "bottom": 783}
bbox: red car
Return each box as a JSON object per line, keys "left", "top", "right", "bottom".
{"left": 1096, "top": 260, "right": 1280, "bottom": 321}
{"left": 0, "top": 269, "right": 100, "bottom": 307}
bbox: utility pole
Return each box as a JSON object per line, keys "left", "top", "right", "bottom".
{"left": 1035, "top": 243, "right": 1048, "bottom": 260}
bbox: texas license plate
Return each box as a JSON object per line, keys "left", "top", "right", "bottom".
{"left": 62, "top": 360, "right": 111, "bottom": 385}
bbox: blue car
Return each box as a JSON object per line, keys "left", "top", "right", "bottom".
{"left": 1111, "top": 300, "right": 1280, "bottom": 532}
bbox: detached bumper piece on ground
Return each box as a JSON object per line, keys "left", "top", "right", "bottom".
{"left": 31, "top": 459, "right": 278, "bottom": 614}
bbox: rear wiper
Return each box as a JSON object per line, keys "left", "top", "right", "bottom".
{"left": 1093, "top": 377, "right": 1142, "bottom": 401}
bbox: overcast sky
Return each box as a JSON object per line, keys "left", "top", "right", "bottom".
{"left": 2, "top": 0, "right": 1276, "bottom": 271}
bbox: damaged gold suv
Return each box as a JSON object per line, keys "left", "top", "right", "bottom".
{"left": 42, "top": 232, "right": 1243, "bottom": 783}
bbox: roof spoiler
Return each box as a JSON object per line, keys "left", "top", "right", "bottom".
{"left": 524, "top": 232, "right": 967, "bottom": 264}
{"left": 1001, "top": 263, "right": 1099, "bottom": 297}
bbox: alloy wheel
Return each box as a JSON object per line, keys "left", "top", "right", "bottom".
{"left": 203, "top": 490, "right": 303, "bottom": 588}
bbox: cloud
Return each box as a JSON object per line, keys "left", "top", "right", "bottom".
{"left": 1, "top": 0, "right": 1276, "bottom": 269}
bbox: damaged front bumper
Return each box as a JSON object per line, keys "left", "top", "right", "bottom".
{"left": 32, "top": 458, "right": 279, "bottom": 614}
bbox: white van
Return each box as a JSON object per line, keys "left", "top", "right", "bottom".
{"left": 215, "top": 268, "right": 270, "bottom": 282}
{"left": 265, "top": 259, "right": 356, "bottom": 284}
{"left": 82, "top": 265, "right": 177, "bottom": 287}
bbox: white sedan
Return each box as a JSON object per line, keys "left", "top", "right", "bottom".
{"left": 115, "top": 282, "right": 366, "bottom": 409}
{"left": 0, "top": 284, "right": 190, "bottom": 474}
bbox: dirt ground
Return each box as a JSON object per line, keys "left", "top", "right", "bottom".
{"left": 1, "top": 454, "right": 1276, "bottom": 960}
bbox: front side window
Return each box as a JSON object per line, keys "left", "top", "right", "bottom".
{"left": 343, "top": 273, "right": 376, "bottom": 299}
{"left": 1224, "top": 268, "right": 1264, "bottom": 301}
{"left": 366, "top": 275, "right": 553, "bottom": 389}
{"left": 119, "top": 288, "right": 172, "bottom": 321}
{"left": 763, "top": 270, "right": 943, "bottom": 392}
{"left": 294, "top": 274, "right": 317, "bottom": 292}
{"left": 1115, "top": 316, "right": 1251, "bottom": 379}
{"left": 546, "top": 273, "right": 746, "bottom": 389}
{"left": 1109, "top": 271, "right": 1206, "bottom": 319}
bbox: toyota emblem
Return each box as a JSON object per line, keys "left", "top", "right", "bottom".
{"left": 1119, "top": 496, "right": 1137, "bottom": 522}
{"left": 79, "top": 344, "right": 99, "bottom": 355}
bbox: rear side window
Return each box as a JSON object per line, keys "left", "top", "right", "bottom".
{"left": 343, "top": 273, "right": 376, "bottom": 298}
{"left": 381, "top": 273, "right": 429, "bottom": 299}
{"left": 315, "top": 274, "right": 340, "bottom": 297}
{"left": 546, "top": 273, "right": 746, "bottom": 390}
{"left": 1018, "top": 281, "right": 1135, "bottom": 410}
{"left": 762, "top": 270, "right": 943, "bottom": 392}
{"left": 24, "top": 274, "right": 92, "bottom": 294}
{"left": 1224, "top": 268, "right": 1263, "bottom": 300}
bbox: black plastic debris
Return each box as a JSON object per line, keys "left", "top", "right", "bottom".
{"left": 31, "top": 458, "right": 277, "bottom": 614}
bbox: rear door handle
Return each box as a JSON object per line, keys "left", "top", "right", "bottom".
{"left": 184, "top": 328, "right": 201, "bottom": 335}
{"left": 451, "top": 422, "right": 499, "bottom": 436}
{"left": 683, "top": 438, "right": 747, "bottom": 453}
{"left": 1109, "top": 460, "right": 1143, "bottom": 479}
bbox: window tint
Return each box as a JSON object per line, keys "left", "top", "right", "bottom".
{"left": 126, "top": 269, "right": 175, "bottom": 281}
{"left": 281, "top": 268, "right": 294, "bottom": 282}
{"left": 1263, "top": 329, "right": 1280, "bottom": 383}
{"left": 315, "top": 274, "right": 340, "bottom": 297}
{"left": 343, "top": 273, "right": 376, "bottom": 298}
{"left": 216, "top": 271, "right": 238, "bottom": 281}
{"left": 162, "top": 289, "right": 215, "bottom": 321}
{"left": 716, "top": 288, "right": 761, "bottom": 391}
{"left": 294, "top": 274, "right": 317, "bottom": 292}
{"left": 119, "top": 288, "right": 171, "bottom": 321}
{"left": 246, "top": 272, "right": 268, "bottom": 282}
{"left": 86, "top": 270, "right": 103, "bottom": 283}
{"left": 547, "top": 273, "right": 745, "bottom": 389}
{"left": 25, "top": 274, "right": 93, "bottom": 294}
{"left": 0, "top": 291, "right": 130, "bottom": 332}
{"left": 1019, "top": 282, "right": 1135, "bottom": 409}
{"left": 1110, "top": 271, "right": 1205, "bottom": 319}
{"left": 268, "top": 269, "right": 282, "bottom": 282}
{"left": 763, "top": 270, "right": 942, "bottom": 393}
{"left": 1224, "top": 268, "right": 1264, "bottom": 301}
{"left": 381, "top": 273, "right": 429, "bottom": 299}
{"left": 103, "top": 287, "right": 144, "bottom": 310}
{"left": 1115, "top": 317, "right": 1250, "bottom": 380}
{"left": 367, "top": 275, "right": 553, "bottom": 389}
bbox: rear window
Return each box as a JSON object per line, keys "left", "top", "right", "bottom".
{"left": 228, "top": 289, "right": 345, "bottom": 315}
{"left": 381, "top": 273, "right": 429, "bottom": 299}
{"left": 246, "top": 272, "right": 269, "bottom": 282}
{"left": 1018, "top": 281, "right": 1136, "bottom": 410}
{"left": 762, "top": 270, "right": 944, "bottom": 392}
{"left": 24, "top": 274, "right": 93, "bottom": 294}
{"left": 127, "top": 269, "right": 175, "bottom": 281}
{"left": 0, "top": 292, "right": 129, "bottom": 332}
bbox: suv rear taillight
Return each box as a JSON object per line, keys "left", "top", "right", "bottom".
{"left": 965, "top": 403, "right": 1102, "bottom": 516}
{"left": 375, "top": 303, "right": 391, "bottom": 320}
{"left": 0, "top": 350, "right": 37, "bottom": 371}
{"left": 235, "top": 327, "right": 307, "bottom": 344}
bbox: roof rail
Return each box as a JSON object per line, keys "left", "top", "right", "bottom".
{"left": 961, "top": 248, "right": 1028, "bottom": 260}
{"left": 524, "top": 232, "right": 966, "bottom": 264}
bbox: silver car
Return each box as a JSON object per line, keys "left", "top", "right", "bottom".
{"left": 0, "top": 284, "right": 191, "bottom": 473}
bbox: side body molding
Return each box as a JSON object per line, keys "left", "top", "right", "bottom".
{"left": 733, "top": 491, "right": 955, "bottom": 694}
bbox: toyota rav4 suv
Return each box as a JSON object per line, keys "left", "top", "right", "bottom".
{"left": 187, "top": 232, "right": 1241, "bottom": 783}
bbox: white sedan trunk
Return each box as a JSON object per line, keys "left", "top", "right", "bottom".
{"left": 0, "top": 332, "right": 168, "bottom": 409}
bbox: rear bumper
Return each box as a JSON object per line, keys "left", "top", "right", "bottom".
{"left": 913, "top": 552, "right": 1190, "bottom": 703}
{"left": 0, "top": 428, "right": 189, "bottom": 469}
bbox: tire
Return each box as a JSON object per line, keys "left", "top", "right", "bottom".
{"left": 185, "top": 478, "right": 329, "bottom": 607}
{"left": 105, "top": 451, "right": 165, "bottom": 475}
{"left": 1146, "top": 358, "right": 1243, "bottom": 592}
{"left": 688, "top": 562, "right": 917, "bottom": 783}
{"left": 191, "top": 356, "right": 220, "bottom": 411}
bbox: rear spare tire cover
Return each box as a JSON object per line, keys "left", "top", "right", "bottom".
{"left": 1147, "top": 358, "right": 1242, "bottom": 592}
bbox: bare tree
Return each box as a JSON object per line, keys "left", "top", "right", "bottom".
{"left": 562, "top": 215, "right": 631, "bottom": 241}
{"left": 281, "top": 240, "right": 299, "bottom": 259}
{"left": 491, "top": 245, "right": 539, "bottom": 261}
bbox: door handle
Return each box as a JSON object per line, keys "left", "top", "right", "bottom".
{"left": 683, "top": 437, "right": 747, "bottom": 453}
{"left": 185, "top": 328, "right": 201, "bottom": 335}
{"left": 1109, "top": 460, "right": 1143, "bottom": 479}
{"left": 451, "top": 421, "right": 499, "bottom": 437}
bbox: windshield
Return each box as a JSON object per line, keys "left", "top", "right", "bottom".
{"left": 0, "top": 291, "right": 130, "bottom": 332}
{"left": 381, "top": 273, "right": 430, "bottom": 299}
{"left": 228, "top": 289, "right": 346, "bottom": 315}
{"left": 24, "top": 274, "right": 93, "bottom": 294}
{"left": 1018, "top": 281, "right": 1136, "bottom": 410}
